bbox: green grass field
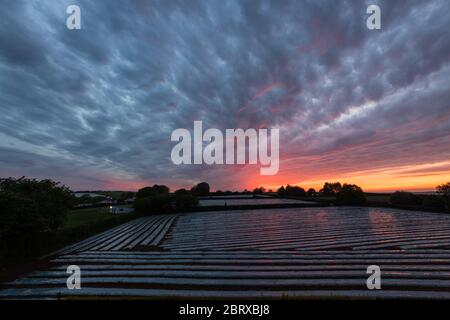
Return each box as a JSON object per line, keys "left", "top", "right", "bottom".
{"left": 61, "top": 205, "right": 134, "bottom": 230}
{"left": 0, "top": 205, "right": 137, "bottom": 280}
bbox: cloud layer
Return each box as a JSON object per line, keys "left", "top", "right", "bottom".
{"left": 1, "top": 0, "right": 449, "bottom": 191}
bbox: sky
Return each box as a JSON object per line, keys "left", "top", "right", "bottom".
{"left": 0, "top": 0, "right": 450, "bottom": 192}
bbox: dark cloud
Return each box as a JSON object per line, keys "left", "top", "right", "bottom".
{"left": 0, "top": 1, "right": 48, "bottom": 66}
{"left": 0, "top": 0, "right": 449, "bottom": 191}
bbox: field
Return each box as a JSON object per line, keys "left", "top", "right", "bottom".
{"left": 4, "top": 206, "right": 450, "bottom": 299}
{"left": 62, "top": 206, "right": 133, "bottom": 230}
{"left": 307, "top": 194, "right": 391, "bottom": 204}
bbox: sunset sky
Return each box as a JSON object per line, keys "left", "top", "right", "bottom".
{"left": 1, "top": 0, "right": 449, "bottom": 192}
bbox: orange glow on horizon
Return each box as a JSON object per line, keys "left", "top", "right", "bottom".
{"left": 243, "top": 161, "right": 450, "bottom": 193}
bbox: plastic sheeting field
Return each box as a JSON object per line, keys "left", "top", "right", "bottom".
{"left": 3, "top": 207, "right": 450, "bottom": 299}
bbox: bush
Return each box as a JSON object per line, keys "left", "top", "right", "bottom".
{"left": 134, "top": 194, "right": 171, "bottom": 215}
{"left": 135, "top": 185, "right": 199, "bottom": 214}
{"left": 320, "top": 182, "right": 342, "bottom": 196}
{"left": 277, "top": 186, "right": 286, "bottom": 196}
{"left": 253, "top": 187, "right": 265, "bottom": 195}
{"left": 436, "top": 183, "right": 450, "bottom": 207}
{"left": 277, "top": 185, "right": 306, "bottom": 197}
{"left": 336, "top": 184, "right": 367, "bottom": 205}
{"left": 389, "top": 191, "right": 422, "bottom": 207}
{"left": 0, "top": 177, "right": 74, "bottom": 259}
{"left": 437, "top": 182, "right": 450, "bottom": 196}
{"left": 136, "top": 185, "right": 170, "bottom": 199}
{"left": 422, "top": 196, "right": 447, "bottom": 211}
{"left": 174, "top": 193, "right": 198, "bottom": 210}
{"left": 285, "top": 185, "right": 306, "bottom": 197}
{"left": 191, "top": 182, "right": 210, "bottom": 196}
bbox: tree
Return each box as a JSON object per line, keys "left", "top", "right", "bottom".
{"left": 135, "top": 185, "right": 171, "bottom": 215}
{"left": 0, "top": 177, "right": 73, "bottom": 233}
{"left": 173, "top": 192, "right": 198, "bottom": 210}
{"left": 277, "top": 185, "right": 306, "bottom": 197}
{"left": 336, "top": 184, "right": 367, "bottom": 205}
{"left": 135, "top": 187, "right": 198, "bottom": 215}
{"left": 253, "top": 187, "right": 265, "bottom": 194}
{"left": 285, "top": 185, "right": 306, "bottom": 197}
{"left": 191, "top": 182, "right": 210, "bottom": 196}
{"left": 437, "top": 183, "right": 450, "bottom": 196}
{"left": 277, "top": 186, "right": 286, "bottom": 196}
{"left": 174, "top": 188, "right": 188, "bottom": 195}
{"left": 136, "top": 185, "right": 169, "bottom": 199}
{"left": 134, "top": 194, "right": 171, "bottom": 214}
{"left": 320, "top": 182, "right": 342, "bottom": 196}
{"left": 436, "top": 182, "right": 450, "bottom": 208}
{"left": 307, "top": 188, "right": 317, "bottom": 197}
{"left": 0, "top": 177, "right": 74, "bottom": 258}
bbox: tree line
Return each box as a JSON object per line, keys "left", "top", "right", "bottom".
{"left": 390, "top": 182, "right": 450, "bottom": 210}
{"left": 272, "top": 182, "right": 367, "bottom": 205}
{"left": 133, "top": 182, "right": 210, "bottom": 214}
